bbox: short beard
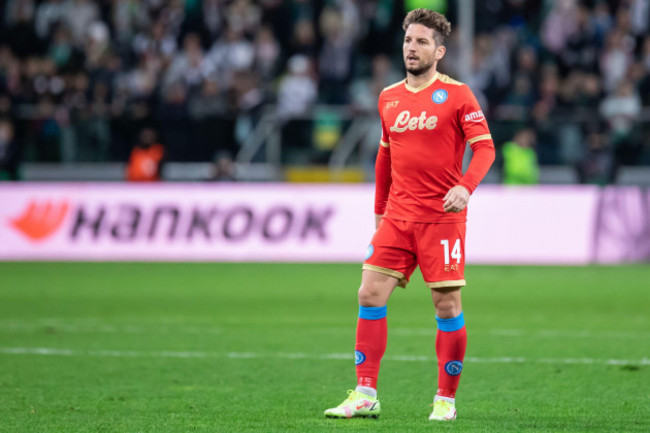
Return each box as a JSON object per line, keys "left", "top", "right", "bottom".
{"left": 405, "top": 60, "right": 435, "bottom": 76}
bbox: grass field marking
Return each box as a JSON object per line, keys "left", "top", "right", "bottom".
{"left": 0, "top": 321, "right": 223, "bottom": 335}
{"left": 1, "top": 347, "right": 648, "bottom": 366}
{"left": 493, "top": 329, "right": 650, "bottom": 339}
{"left": 392, "top": 328, "right": 649, "bottom": 339}
{"left": 464, "top": 356, "right": 527, "bottom": 363}
{"left": 0, "top": 319, "right": 647, "bottom": 340}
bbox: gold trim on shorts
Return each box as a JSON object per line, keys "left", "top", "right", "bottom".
{"left": 426, "top": 279, "right": 466, "bottom": 289}
{"left": 362, "top": 264, "right": 408, "bottom": 288}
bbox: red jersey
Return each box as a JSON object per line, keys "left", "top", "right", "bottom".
{"left": 126, "top": 144, "right": 164, "bottom": 182}
{"left": 375, "top": 71, "right": 495, "bottom": 223}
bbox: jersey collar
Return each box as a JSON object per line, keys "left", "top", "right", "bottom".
{"left": 404, "top": 71, "right": 439, "bottom": 93}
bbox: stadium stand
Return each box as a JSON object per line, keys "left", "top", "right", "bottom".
{"left": 1, "top": 0, "right": 649, "bottom": 182}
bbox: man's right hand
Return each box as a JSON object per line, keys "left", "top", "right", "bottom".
{"left": 375, "top": 214, "right": 384, "bottom": 229}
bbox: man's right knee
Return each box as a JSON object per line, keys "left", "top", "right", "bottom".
{"left": 358, "top": 284, "right": 382, "bottom": 306}
{"left": 358, "top": 271, "right": 398, "bottom": 307}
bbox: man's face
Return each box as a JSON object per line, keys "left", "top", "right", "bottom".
{"left": 403, "top": 23, "right": 445, "bottom": 76}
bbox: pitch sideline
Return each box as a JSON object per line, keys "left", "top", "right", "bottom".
{"left": 0, "top": 346, "right": 648, "bottom": 366}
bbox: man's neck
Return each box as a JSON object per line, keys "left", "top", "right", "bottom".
{"left": 406, "top": 67, "right": 438, "bottom": 90}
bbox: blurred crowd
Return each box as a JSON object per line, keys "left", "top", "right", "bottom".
{"left": 0, "top": 0, "right": 649, "bottom": 183}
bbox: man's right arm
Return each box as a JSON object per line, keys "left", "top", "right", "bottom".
{"left": 375, "top": 93, "right": 392, "bottom": 228}
{"left": 374, "top": 143, "right": 391, "bottom": 228}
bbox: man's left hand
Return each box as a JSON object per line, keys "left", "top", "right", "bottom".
{"left": 443, "top": 185, "right": 470, "bottom": 213}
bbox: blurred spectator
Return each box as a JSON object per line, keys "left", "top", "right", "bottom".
{"left": 225, "top": 0, "right": 261, "bottom": 37}
{"left": 541, "top": 0, "right": 579, "bottom": 56}
{"left": 591, "top": 1, "right": 614, "bottom": 47}
{"left": 47, "top": 25, "right": 82, "bottom": 72}
{"left": 164, "top": 32, "right": 208, "bottom": 91}
{"left": 318, "top": 7, "right": 355, "bottom": 104}
{"left": 189, "top": 79, "right": 227, "bottom": 120}
{"left": 35, "top": 0, "right": 67, "bottom": 41}
{"left": 0, "top": 118, "right": 21, "bottom": 180}
{"left": 231, "top": 70, "right": 265, "bottom": 151}
{"left": 276, "top": 55, "right": 317, "bottom": 121}
{"left": 112, "top": 0, "right": 150, "bottom": 45}
{"left": 157, "top": 81, "right": 190, "bottom": 161}
{"left": 600, "top": 29, "right": 634, "bottom": 92}
{"left": 79, "top": 80, "right": 112, "bottom": 162}
{"left": 277, "top": 55, "right": 317, "bottom": 162}
{"left": 600, "top": 80, "right": 642, "bottom": 164}
{"left": 559, "top": 4, "right": 598, "bottom": 74}
{"left": 126, "top": 126, "right": 164, "bottom": 181}
{"left": 206, "top": 26, "right": 255, "bottom": 89}
{"left": 629, "top": 0, "right": 650, "bottom": 37}
{"left": 210, "top": 151, "right": 236, "bottom": 181}
{"left": 639, "top": 35, "right": 650, "bottom": 106}
{"left": 289, "top": 19, "right": 317, "bottom": 58}
{"left": 501, "top": 128, "right": 539, "bottom": 185}
{"left": 254, "top": 25, "right": 281, "bottom": 83}
{"left": 577, "top": 73, "right": 603, "bottom": 107}
{"left": 64, "top": 0, "right": 100, "bottom": 46}
{"left": 576, "top": 122, "right": 616, "bottom": 185}
{"left": 350, "top": 54, "right": 402, "bottom": 112}
{"left": 132, "top": 17, "right": 178, "bottom": 63}
{"left": 202, "top": 0, "right": 225, "bottom": 39}
{"left": 4, "top": 0, "right": 40, "bottom": 59}
{"left": 189, "top": 79, "right": 236, "bottom": 161}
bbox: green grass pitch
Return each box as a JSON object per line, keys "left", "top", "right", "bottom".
{"left": 0, "top": 262, "right": 649, "bottom": 432}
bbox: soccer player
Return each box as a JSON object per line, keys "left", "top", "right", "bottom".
{"left": 324, "top": 9, "right": 495, "bottom": 421}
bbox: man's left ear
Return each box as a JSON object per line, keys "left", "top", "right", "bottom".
{"left": 436, "top": 45, "right": 446, "bottom": 61}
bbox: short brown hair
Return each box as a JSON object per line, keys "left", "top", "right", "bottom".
{"left": 402, "top": 9, "right": 451, "bottom": 46}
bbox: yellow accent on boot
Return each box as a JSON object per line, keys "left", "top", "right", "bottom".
{"left": 429, "top": 397, "right": 457, "bottom": 421}
{"left": 324, "top": 390, "right": 380, "bottom": 419}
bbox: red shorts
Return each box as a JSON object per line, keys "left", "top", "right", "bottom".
{"left": 362, "top": 217, "right": 466, "bottom": 289}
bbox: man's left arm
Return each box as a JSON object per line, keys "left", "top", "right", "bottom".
{"left": 443, "top": 86, "right": 495, "bottom": 213}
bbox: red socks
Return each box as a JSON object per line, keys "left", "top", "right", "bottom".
{"left": 355, "top": 306, "right": 388, "bottom": 389}
{"left": 353, "top": 307, "right": 466, "bottom": 398}
{"left": 435, "top": 312, "right": 467, "bottom": 398}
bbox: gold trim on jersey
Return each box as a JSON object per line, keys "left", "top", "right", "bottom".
{"left": 383, "top": 72, "right": 465, "bottom": 95}
{"left": 380, "top": 140, "right": 390, "bottom": 148}
{"left": 362, "top": 264, "right": 408, "bottom": 288}
{"left": 436, "top": 73, "right": 464, "bottom": 86}
{"left": 467, "top": 134, "right": 492, "bottom": 144}
{"left": 404, "top": 71, "right": 440, "bottom": 93}
{"left": 426, "top": 279, "right": 466, "bottom": 289}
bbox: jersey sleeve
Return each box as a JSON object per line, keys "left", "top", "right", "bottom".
{"left": 457, "top": 84, "right": 492, "bottom": 146}
{"left": 374, "top": 144, "right": 392, "bottom": 215}
{"left": 375, "top": 92, "right": 392, "bottom": 214}
{"left": 378, "top": 93, "right": 390, "bottom": 148}
{"left": 456, "top": 85, "right": 495, "bottom": 194}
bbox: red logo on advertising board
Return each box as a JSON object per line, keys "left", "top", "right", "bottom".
{"left": 10, "top": 201, "right": 70, "bottom": 241}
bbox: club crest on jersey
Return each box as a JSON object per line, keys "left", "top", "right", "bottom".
{"left": 432, "top": 89, "right": 448, "bottom": 104}
{"left": 355, "top": 350, "right": 366, "bottom": 365}
{"left": 445, "top": 360, "right": 463, "bottom": 376}
{"left": 365, "top": 244, "right": 374, "bottom": 260}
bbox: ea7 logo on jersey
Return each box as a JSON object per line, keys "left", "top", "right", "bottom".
{"left": 385, "top": 100, "right": 400, "bottom": 109}
{"left": 464, "top": 110, "right": 485, "bottom": 122}
{"left": 389, "top": 110, "right": 438, "bottom": 133}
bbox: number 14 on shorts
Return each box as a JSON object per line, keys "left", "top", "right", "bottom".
{"left": 440, "top": 239, "right": 461, "bottom": 271}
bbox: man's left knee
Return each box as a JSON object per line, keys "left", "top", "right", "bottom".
{"left": 432, "top": 287, "right": 462, "bottom": 319}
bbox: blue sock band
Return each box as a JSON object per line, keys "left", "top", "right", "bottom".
{"left": 359, "top": 305, "right": 387, "bottom": 320}
{"left": 436, "top": 312, "right": 465, "bottom": 332}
